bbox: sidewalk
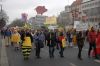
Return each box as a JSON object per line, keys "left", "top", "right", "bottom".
{"left": 0, "top": 35, "right": 9, "bottom": 66}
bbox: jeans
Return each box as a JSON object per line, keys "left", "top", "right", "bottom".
{"left": 59, "top": 46, "right": 64, "bottom": 57}
{"left": 36, "top": 46, "right": 41, "bottom": 57}
{"left": 78, "top": 44, "right": 83, "bottom": 58}
{"left": 49, "top": 47, "right": 55, "bottom": 58}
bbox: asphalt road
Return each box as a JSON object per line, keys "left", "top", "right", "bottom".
{"left": 5, "top": 42, "right": 100, "bottom": 66}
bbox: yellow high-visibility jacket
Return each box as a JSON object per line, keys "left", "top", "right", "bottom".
{"left": 11, "top": 33, "right": 20, "bottom": 43}
{"left": 22, "top": 37, "right": 32, "bottom": 47}
{"left": 72, "top": 35, "right": 77, "bottom": 45}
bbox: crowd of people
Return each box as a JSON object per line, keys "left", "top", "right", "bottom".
{"left": 0, "top": 27, "right": 100, "bottom": 60}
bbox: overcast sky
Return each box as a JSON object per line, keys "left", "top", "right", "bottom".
{"left": 2, "top": 0, "right": 75, "bottom": 22}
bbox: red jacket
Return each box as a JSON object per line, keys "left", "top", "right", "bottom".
{"left": 96, "top": 34, "right": 100, "bottom": 45}
{"left": 88, "top": 31, "right": 97, "bottom": 43}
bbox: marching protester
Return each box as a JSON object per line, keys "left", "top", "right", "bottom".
{"left": 33, "top": 30, "right": 45, "bottom": 59}
{"left": 66, "top": 30, "right": 73, "bottom": 47}
{"left": 87, "top": 27, "right": 98, "bottom": 59}
{"left": 58, "top": 32, "right": 66, "bottom": 58}
{"left": 11, "top": 29, "right": 20, "bottom": 51}
{"left": 4, "top": 28, "right": 12, "bottom": 47}
{"left": 47, "top": 30, "right": 56, "bottom": 58}
{"left": 76, "top": 31, "right": 85, "bottom": 60}
{"left": 22, "top": 29, "right": 33, "bottom": 60}
{"left": 1, "top": 26, "right": 99, "bottom": 61}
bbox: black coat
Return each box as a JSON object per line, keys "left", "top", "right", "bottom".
{"left": 47, "top": 32, "right": 56, "bottom": 47}
{"left": 76, "top": 32, "right": 84, "bottom": 46}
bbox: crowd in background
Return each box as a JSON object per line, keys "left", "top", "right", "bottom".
{"left": 0, "top": 27, "right": 100, "bottom": 60}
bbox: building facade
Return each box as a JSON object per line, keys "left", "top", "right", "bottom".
{"left": 81, "top": 0, "right": 100, "bottom": 25}
{"left": 34, "top": 15, "right": 46, "bottom": 27}
{"left": 57, "top": 0, "right": 100, "bottom": 28}
{"left": 28, "top": 15, "right": 46, "bottom": 28}
{"left": 57, "top": 5, "right": 72, "bottom": 26}
{"left": 70, "top": 0, "right": 82, "bottom": 22}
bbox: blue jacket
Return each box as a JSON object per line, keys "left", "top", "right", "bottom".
{"left": 5, "top": 30, "right": 11, "bottom": 37}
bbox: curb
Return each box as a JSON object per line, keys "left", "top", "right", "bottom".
{"left": 0, "top": 38, "right": 9, "bottom": 66}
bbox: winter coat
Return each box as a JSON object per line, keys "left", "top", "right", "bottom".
{"left": 4, "top": 30, "right": 11, "bottom": 37}
{"left": 76, "top": 32, "right": 84, "bottom": 46}
{"left": 88, "top": 31, "right": 97, "bottom": 43}
{"left": 33, "top": 33, "right": 44, "bottom": 48}
{"left": 47, "top": 32, "right": 56, "bottom": 47}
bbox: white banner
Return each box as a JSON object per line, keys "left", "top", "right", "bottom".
{"left": 76, "top": 23, "right": 88, "bottom": 31}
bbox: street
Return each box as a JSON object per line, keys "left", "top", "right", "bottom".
{"left": 0, "top": 38, "right": 100, "bottom": 66}
{"left": 0, "top": 0, "right": 100, "bottom": 66}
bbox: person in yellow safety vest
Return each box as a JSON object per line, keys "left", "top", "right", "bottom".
{"left": 11, "top": 30, "right": 20, "bottom": 51}
{"left": 72, "top": 30, "right": 77, "bottom": 46}
{"left": 22, "top": 30, "right": 33, "bottom": 60}
{"left": 72, "top": 35, "right": 77, "bottom": 45}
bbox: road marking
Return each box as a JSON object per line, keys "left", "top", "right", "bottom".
{"left": 83, "top": 49, "right": 88, "bottom": 51}
{"left": 0, "top": 39, "right": 9, "bottom": 66}
{"left": 69, "top": 63, "right": 77, "bottom": 66}
{"left": 94, "top": 60, "right": 100, "bottom": 63}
